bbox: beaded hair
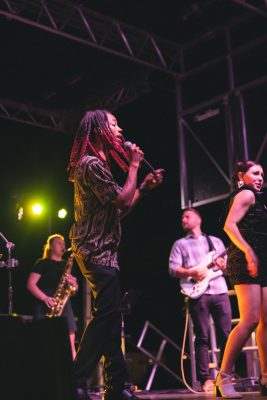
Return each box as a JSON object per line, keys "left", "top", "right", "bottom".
{"left": 68, "top": 109, "right": 129, "bottom": 181}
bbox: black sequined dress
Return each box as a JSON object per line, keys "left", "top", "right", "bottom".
{"left": 226, "top": 186, "right": 267, "bottom": 287}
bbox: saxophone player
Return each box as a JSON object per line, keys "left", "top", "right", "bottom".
{"left": 27, "top": 233, "right": 78, "bottom": 360}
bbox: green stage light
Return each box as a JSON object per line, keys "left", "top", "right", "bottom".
{"left": 58, "top": 208, "right": 67, "bottom": 219}
{"left": 32, "top": 204, "right": 43, "bottom": 215}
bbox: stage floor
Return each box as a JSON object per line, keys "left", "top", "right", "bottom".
{"left": 89, "top": 390, "right": 263, "bottom": 399}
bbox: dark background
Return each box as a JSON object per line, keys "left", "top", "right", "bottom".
{"left": 0, "top": 0, "right": 266, "bottom": 390}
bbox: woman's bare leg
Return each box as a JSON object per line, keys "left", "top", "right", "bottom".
{"left": 220, "top": 284, "right": 261, "bottom": 375}
{"left": 256, "top": 286, "right": 267, "bottom": 382}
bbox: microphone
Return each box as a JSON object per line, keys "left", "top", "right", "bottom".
{"left": 124, "top": 141, "right": 156, "bottom": 173}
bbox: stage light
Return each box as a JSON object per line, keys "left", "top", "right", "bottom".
{"left": 58, "top": 208, "right": 67, "bottom": 219}
{"left": 32, "top": 204, "right": 43, "bottom": 215}
{"left": 17, "top": 206, "right": 24, "bottom": 221}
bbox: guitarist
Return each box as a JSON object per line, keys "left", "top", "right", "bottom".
{"left": 169, "top": 208, "right": 232, "bottom": 393}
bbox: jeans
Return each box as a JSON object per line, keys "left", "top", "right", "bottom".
{"left": 189, "top": 293, "right": 232, "bottom": 384}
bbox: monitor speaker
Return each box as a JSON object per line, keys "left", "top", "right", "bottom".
{"left": 0, "top": 315, "right": 74, "bottom": 400}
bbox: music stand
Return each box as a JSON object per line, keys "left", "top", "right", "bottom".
{"left": 0, "top": 231, "right": 19, "bottom": 315}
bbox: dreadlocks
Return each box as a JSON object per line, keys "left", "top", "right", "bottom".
{"left": 68, "top": 109, "right": 129, "bottom": 181}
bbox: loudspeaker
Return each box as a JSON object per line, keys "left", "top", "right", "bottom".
{"left": 0, "top": 316, "right": 25, "bottom": 400}
{"left": 0, "top": 315, "right": 74, "bottom": 400}
{"left": 28, "top": 317, "right": 74, "bottom": 400}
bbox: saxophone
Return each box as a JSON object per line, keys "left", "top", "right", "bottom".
{"left": 46, "top": 254, "right": 77, "bottom": 318}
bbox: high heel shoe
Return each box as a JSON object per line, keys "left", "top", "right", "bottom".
{"left": 259, "top": 374, "right": 267, "bottom": 396}
{"left": 214, "top": 372, "right": 242, "bottom": 398}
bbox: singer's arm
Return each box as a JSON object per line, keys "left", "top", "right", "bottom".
{"left": 116, "top": 169, "right": 164, "bottom": 218}
{"left": 112, "top": 140, "right": 164, "bottom": 213}
{"left": 112, "top": 143, "right": 143, "bottom": 210}
{"left": 112, "top": 162, "right": 140, "bottom": 210}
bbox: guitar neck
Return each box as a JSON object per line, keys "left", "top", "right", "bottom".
{"left": 206, "top": 249, "right": 228, "bottom": 270}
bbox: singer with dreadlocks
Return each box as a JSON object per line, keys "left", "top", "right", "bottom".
{"left": 68, "top": 109, "right": 164, "bottom": 400}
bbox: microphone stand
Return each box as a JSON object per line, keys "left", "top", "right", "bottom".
{"left": 0, "top": 232, "right": 19, "bottom": 315}
{"left": 120, "top": 291, "right": 131, "bottom": 359}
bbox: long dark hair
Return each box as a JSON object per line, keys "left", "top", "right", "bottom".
{"left": 68, "top": 109, "right": 129, "bottom": 181}
{"left": 232, "top": 160, "right": 261, "bottom": 188}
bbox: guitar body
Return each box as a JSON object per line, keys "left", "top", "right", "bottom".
{"left": 180, "top": 250, "right": 224, "bottom": 299}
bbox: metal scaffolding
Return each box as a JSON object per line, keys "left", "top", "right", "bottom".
{"left": 175, "top": 18, "right": 267, "bottom": 207}
{"left": 0, "top": 73, "right": 152, "bottom": 132}
{"left": 0, "top": 97, "right": 68, "bottom": 133}
{"left": 0, "top": 0, "right": 181, "bottom": 75}
{"left": 77, "top": 71, "right": 151, "bottom": 112}
{"left": 0, "top": 0, "right": 266, "bottom": 207}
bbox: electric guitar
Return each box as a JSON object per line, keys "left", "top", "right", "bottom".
{"left": 180, "top": 249, "right": 228, "bottom": 299}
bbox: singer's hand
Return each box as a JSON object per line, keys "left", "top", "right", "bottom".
{"left": 140, "top": 168, "right": 164, "bottom": 192}
{"left": 127, "top": 143, "right": 144, "bottom": 167}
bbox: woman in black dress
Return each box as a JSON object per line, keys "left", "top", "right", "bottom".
{"left": 27, "top": 234, "right": 78, "bottom": 359}
{"left": 215, "top": 160, "right": 267, "bottom": 398}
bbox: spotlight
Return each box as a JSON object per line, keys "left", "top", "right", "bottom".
{"left": 58, "top": 208, "right": 67, "bottom": 219}
{"left": 17, "top": 206, "right": 24, "bottom": 221}
{"left": 32, "top": 204, "right": 43, "bottom": 215}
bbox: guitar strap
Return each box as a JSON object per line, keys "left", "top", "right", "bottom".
{"left": 203, "top": 233, "right": 215, "bottom": 252}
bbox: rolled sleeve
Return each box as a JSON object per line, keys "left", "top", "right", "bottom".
{"left": 169, "top": 241, "right": 183, "bottom": 277}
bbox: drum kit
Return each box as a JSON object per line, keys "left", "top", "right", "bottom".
{"left": 0, "top": 231, "right": 19, "bottom": 315}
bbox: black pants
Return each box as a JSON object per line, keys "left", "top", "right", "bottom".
{"left": 74, "top": 260, "right": 127, "bottom": 391}
{"left": 189, "top": 293, "right": 232, "bottom": 384}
